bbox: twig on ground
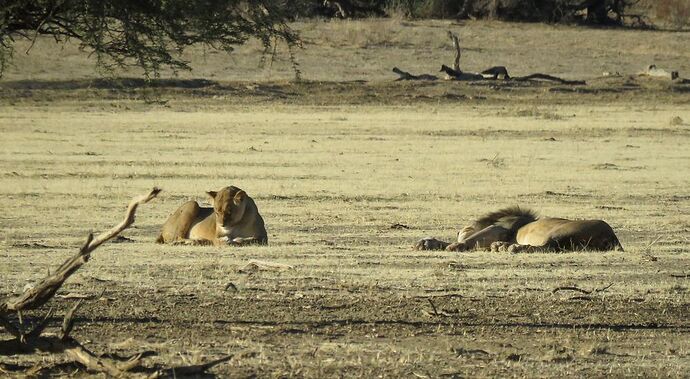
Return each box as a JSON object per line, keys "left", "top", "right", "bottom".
{"left": 428, "top": 298, "right": 439, "bottom": 316}
{"left": 553, "top": 283, "right": 613, "bottom": 295}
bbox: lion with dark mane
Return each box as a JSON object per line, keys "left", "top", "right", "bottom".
{"left": 415, "top": 206, "right": 623, "bottom": 253}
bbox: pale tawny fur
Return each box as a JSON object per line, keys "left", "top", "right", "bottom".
{"left": 156, "top": 186, "right": 267, "bottom": 246}
{"left": 415, "top": 206, "right": 623, "bottom": 253}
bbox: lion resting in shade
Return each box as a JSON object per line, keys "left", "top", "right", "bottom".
{"left": 414, "top": 206, "right": 623, "bottom": 253}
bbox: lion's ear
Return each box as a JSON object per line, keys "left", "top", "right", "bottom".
{"left": 206, "top": 191, "right": 218, "bottom": 200}
{"left": 233, "top": 190, "right": 246, "bottom": 205}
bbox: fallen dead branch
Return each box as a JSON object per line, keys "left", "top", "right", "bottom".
{"left": 2, "top": 188, "right": 161, "bottom": 313}
{"left": 552, "top": 283, "right": 614, "bottom": 295}
{"left": 149, "top": 355, "right": 233, "bottom": 378}
{"left": 0, "top": 188, "right": 233, "bottom": 377}
{"left": 394, "top": 31, "right": 585, "bottom": 86}
{"left": 392, "top": 67, "right": 437, "bottom": 81}
{"left": 421, "top": 298, "right": 457, "bottom": 318}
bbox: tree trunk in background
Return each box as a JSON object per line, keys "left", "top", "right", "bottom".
{"left": 587, "top": 0, "right": 609, "bottom": 23}
{"left": 489, "top": 0, "right": 498, "bottom": 19}
{"left": 457, "top": 0, "right": 475, "bottom": 19}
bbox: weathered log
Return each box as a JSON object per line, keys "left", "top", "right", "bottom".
{"left": 512, "top": 73, "right": 586, "bottom": 85}
{"left": 392, "top": 67, "right": 438, "bottom": 81}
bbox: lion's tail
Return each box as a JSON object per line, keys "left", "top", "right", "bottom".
{"left": 155, "top": 234, "right": 165, "bottom": 244}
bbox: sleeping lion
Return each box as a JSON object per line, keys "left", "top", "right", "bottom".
{"left": 415, "top": 206, "right": 623, "bottom": 253}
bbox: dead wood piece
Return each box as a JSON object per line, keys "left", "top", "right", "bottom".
{"left": 439, "top": 65, "right": 484, "bottom": 81}
{"left": 422, "top": 298, "right": 456, "bottom": 317}
{"left": 392, "top": 67, "right": 438, "bottom": 81}
{"left": 0, "top": 188, "right": 163, "bottom": 378}
{"left": 553, "top": 283, "right": 613, "bottom": 295}
{"left": 481, "top": 66, "right": 510, "bottom": 80}
{"left": 116, "top": 352, "right": 146, "bottom": 372}
{"left": 447, "top": 31, "right": 461, "bottom": 72}
{"left": 513, "top": 73, "right": 585, "bottom": 85}
{"left": 55, "top": 293, "right": 92, "bottom": 300}
{"left": 568, "top": 296, "right": 593, "bottom": 301}
{"left": 61, "top": 300, "right": 82, "bottom": 340}
{"left": 110, "top": 235, "right": 135, "bottom": 243}
{"left": 62, "top": 338, "right": 131, "bottom": 377}
{"left": 148, "top": 355, "right": 233, "bottom": 379}
{"left": 0, "top": 334, "right": 133, "bottom": 377}
{"left": 25, "top": 308, "right": 54, "bottom": 342}
{"left": 428, "top": 298, "right": 439, "bottom": 316}
{"left": 2, "top": 187, "right": 161, "bottom": 313}
{"left": 453, "top": 347, "right": 491, "bottom": 357}
{"left": 553, "top": 286, "right": 592, "bottom": 294}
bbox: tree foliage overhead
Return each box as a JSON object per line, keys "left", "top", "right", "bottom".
{"left": 0, "top": 0, "right": 300, "bottom": 77}
{"left": 312, "top": 0, "right": 645, "bottom": 24}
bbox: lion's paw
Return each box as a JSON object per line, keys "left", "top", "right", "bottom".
{"left": 446, "top": 242, "right": 469, "bottom": 252}
{"left": 490, "top": 241, "right": 512, "bottom": 252}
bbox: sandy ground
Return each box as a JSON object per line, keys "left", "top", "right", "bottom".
{"left": 1, "top": 20, "right": 689, "bottom": 378}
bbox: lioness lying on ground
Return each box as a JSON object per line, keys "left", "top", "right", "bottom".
{"left": 415, "top": 206, "right": 623, "bottom": 253}
{"left": 156, "top": 186, "right": 267, "bottom": 246}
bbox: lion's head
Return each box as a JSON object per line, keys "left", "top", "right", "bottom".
{"left": 206, "top": 186, "right": 248, "bottom": 232}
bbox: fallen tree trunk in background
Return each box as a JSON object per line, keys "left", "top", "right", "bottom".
{"left": 392, "top": 31, "right": 586, "bottom": 85}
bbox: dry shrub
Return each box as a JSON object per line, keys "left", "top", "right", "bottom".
{"left": 655, "top": 0, "right": 690, "bottom": 28}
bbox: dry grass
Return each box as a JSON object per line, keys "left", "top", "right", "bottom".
{"left": 1, "top": 19, "right": 689, "bottom": 377}
{"left": 3, "top": 19, "right": 689, "bottom": 82}
{"left": 1, "top": 100, "right": 689, "bottom": 376}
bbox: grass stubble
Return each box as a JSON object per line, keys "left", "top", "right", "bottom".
{"left": 0, "top": 20, "right": 689, "bottom": 378}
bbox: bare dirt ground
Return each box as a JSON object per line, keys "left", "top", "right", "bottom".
{"left": 1, "top": 20, "right": 689, "bottom": 377}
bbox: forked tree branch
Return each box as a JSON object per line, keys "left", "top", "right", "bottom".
{"left": 0, "top": 187, "right": 232, "bottom": 377}
{"left": 1, "top": 188, "right": 161, "bottom": 313}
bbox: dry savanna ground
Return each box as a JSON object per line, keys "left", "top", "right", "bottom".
{"left": 1, "top": 20, "right": 690, "bottom": 377}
